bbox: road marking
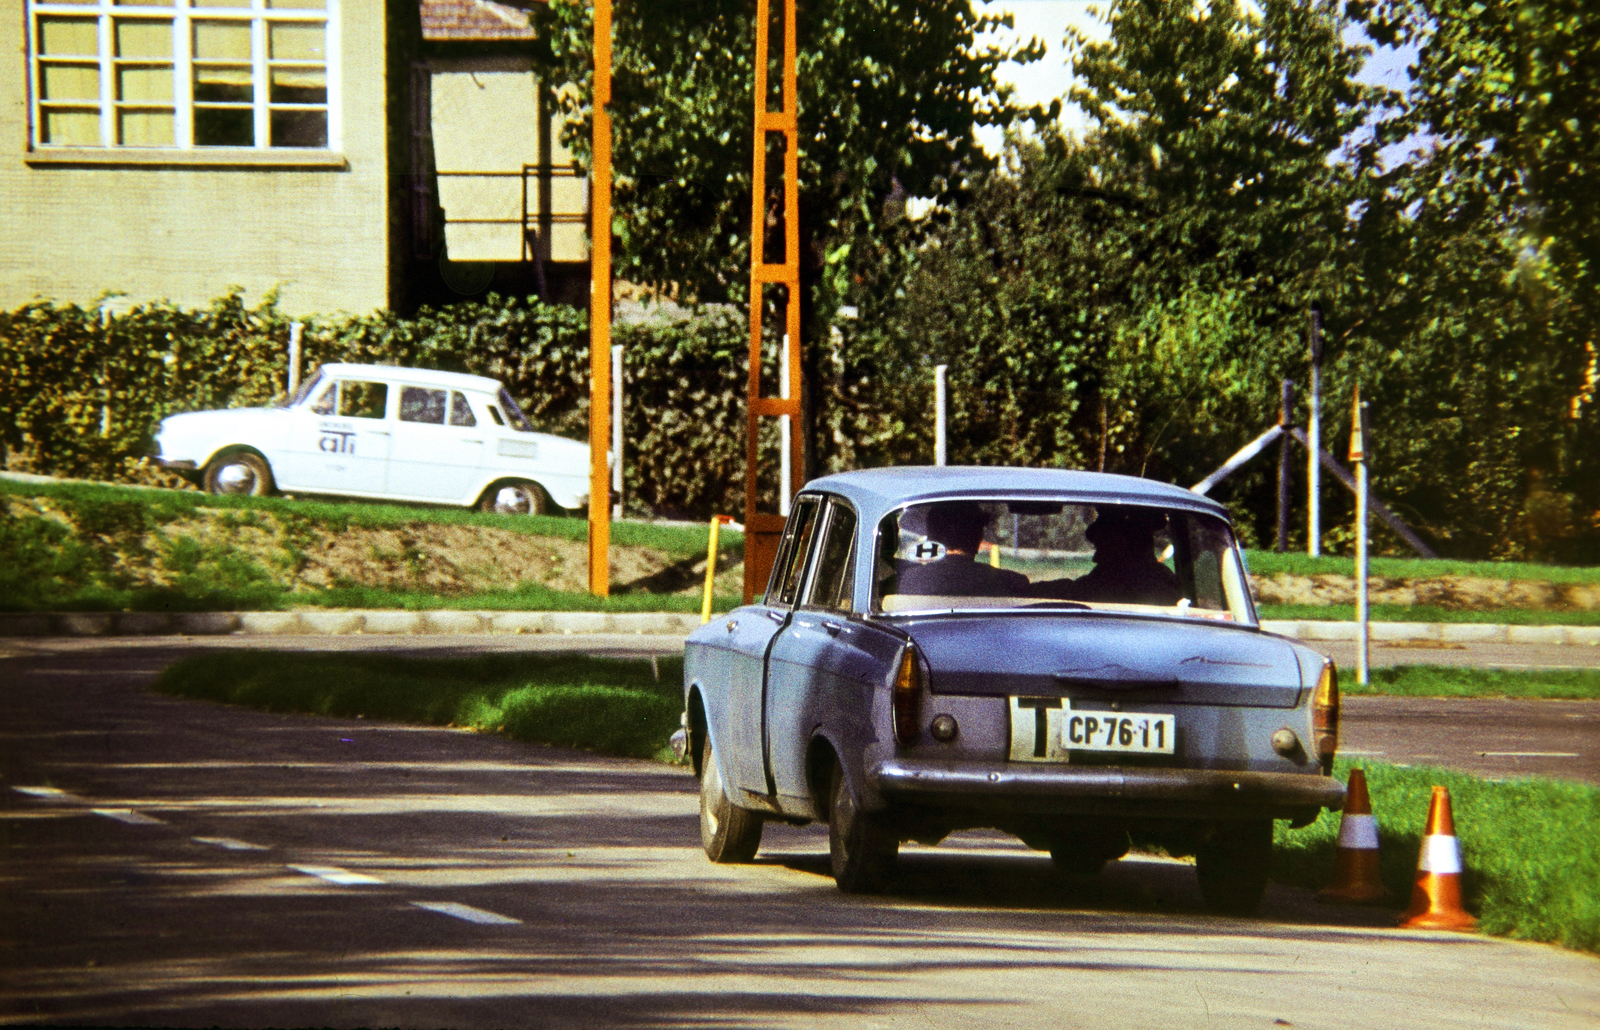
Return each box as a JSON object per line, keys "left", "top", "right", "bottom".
{"left": 12, "top": 786, "right": 82, "bottom": 802}
{"left": 193, "top": 836, "right": 269, "bottom": 851}
{"left": 1476, "top": 751, "right": 1579, "bottom": 758}
{"left": 92, "top": 808, "right": 165, "bottom": 825}
{"left": 411, "top": 901, "right": 521, "bottom": 925}
{"left": 1338, "top": 749, "right": 1386, "bottom": 756}
{"left": 289, "top": 864, "right": 384, "bottom": 885}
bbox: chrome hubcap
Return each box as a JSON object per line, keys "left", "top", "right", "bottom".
{"left": 215, "top": 463, "right": 256, "bottom": 494}
{"left": 492, "top": 485, "right": 531, "bottom": 514}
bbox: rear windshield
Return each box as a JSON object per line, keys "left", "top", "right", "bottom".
{"left": 873, "top": 499, "right": 1255, "bottom": 625}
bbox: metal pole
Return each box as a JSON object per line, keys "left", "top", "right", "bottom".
{"left": 1277, "top": 378, "right": 1293, "bottom": 552}
{"left": 288, "top": 322, "right": 303, "bottom": 397}
{"left": 701, "top": 514, "right": 723, "bottom": 623}
{"left": 934, "top": 363, "right": 948, "bottom": 466}
{"left": 779, "top": 334, "right": 792, "bottom": 515}
{"left": 611, "top": 344, "right": 623, "bottom": 519}
{"left": 1307, "top": 307, "right": 1323, "bottom": 557}
{"left": 1350, "top": 384, "right": 1369, "bottom": 685}
{"left": 586, "top": 0, "right": 613, "bottom": 596}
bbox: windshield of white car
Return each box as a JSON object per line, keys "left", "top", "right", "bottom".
{"left": 497, "top": 389, "right": 535, "bottom": 432}
{"left": 282, "top": 369, "right": 324, "bottom": 409}
{"left": 872, "top": 499, "right": 1255, "bottom": 625}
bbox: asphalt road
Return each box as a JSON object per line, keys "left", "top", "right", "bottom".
{"left": 2, "top": 638, "right": 1598, "bottom": 1029}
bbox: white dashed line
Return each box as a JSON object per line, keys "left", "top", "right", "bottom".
{"left": 412, "top": 901, "right": 521, "bottom": 925}
{"left": 92, "top": 808, "right": 165, "bottom": 825}
{"left": 1476, "top": 751, "right": 1580, "bottom": 758}
{"left": 193, "top": 836, "right": 269, "bottom": 851}
{"left": 12, "top": 786, "right": 83, "bottom": 802}
{"left": 289, "top": 864, "right": 384, "bottom": 885}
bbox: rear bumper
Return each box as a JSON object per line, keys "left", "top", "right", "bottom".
{"left": 869, "top": 758, "right": 1345, "bottom": 821}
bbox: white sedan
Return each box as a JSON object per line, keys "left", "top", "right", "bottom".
{"left": 152, "top": 363, "right": 592, "bottom": 514}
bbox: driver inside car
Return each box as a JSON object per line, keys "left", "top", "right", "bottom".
{"left": 896, "top": 501, "right": 1031, "bottom": 597}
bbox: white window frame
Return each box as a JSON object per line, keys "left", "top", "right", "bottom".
{"left": 27, "top": 0, "right": 341, "bottom": 151}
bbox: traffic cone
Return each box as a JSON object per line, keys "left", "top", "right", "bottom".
{"left": 1317, "top": 768, "right": 1388, "bottom": 903}
{"left": 1398, "top": 786, "right": 1478, "bottom": 931}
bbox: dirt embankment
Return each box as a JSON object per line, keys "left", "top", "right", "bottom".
{"left": 1250, "top": 573, "right": 1600, "bottom": 611}
{"left": 6, "top": 494, "right": 743, "bottom": 600}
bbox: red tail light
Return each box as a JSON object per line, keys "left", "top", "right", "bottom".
{"left": 1312, "top": 660, "right": 1339, "bottom": 774}
{"left": 893, "top": 644, "right": 923, "bottom": 746}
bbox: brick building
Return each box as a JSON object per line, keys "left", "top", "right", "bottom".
{"left": 1, "top": 0, "right": 588, "bottom": 315}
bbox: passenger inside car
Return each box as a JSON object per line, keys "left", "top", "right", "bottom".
{"left": 1032, "top": 506, "right": 1182, "bottom": 605}
{"left": 895, "top": 502, "right": 1031, "bottom": 597}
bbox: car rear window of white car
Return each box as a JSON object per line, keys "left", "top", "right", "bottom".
{"left": 872, "top": 499, "right": 1255, "bottom": 625}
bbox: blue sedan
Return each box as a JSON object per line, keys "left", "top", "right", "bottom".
{"left": 682, "top": 467, "right": 1345, "bottom": 914}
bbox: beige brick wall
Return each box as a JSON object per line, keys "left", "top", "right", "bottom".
{"left": 0, "top": 0, "right": 396, "bottom": 317}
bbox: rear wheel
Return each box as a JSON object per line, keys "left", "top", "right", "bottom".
{"left": 699, "top": 740, "right": 763, "bottom": 863}
{"left": 1195, "top": 819, "right": 1274, "bottom": 915}
{"left": 828, "top": 762, "right": 897, "bottom": 893}
{"left": 479, "top": 480, "right": 547, "bottom": 515}
{"left": 203, "top": 452, "right": 273, "bottom": 497}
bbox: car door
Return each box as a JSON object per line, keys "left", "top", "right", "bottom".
{"left": 765, "top": 497, "right": 905, "bottom": 814}
{"left": 287, "top": 377, "right": 390, "bottom": 495}
{"left": 723, "top": 494, "right": 823, "bottom": 800}
{"left": 386, "top": 386, "right": 486, "bottom": 501}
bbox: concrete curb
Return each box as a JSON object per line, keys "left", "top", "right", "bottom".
{"left": 0, "top": 610, "right": 708, "bottom": 638}
{"left": 0, "top": 610, "right": 1596, "bottom": 644}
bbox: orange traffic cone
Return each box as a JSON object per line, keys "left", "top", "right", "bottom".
{"left": 1318, "top": 768, "right": 1388, "bottom": 903}
{"left": 1398, "top": 786, "right": 1477, "bottom": 931}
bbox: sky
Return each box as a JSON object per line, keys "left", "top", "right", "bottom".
{"left": 970, "top": 0, "right": 1420, "bottom": 161}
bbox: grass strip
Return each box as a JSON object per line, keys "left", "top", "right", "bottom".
{"left": 1343, "top": 665, "right": 1600, "bottom": 700}
{"left": 1244, "top": 549, "right": 1600, "bottom": 585}
{"left": 0, "top": 475, "right": 737, "bottom": 556}
{"left": 1273, "top": 758, "right": 1600, "bottom": 953}
{"left": 154, "top": 651, "right": 687, "bottom": 761}
{"left": 1257, "top": 603, "right": 1600, "bottom": 625}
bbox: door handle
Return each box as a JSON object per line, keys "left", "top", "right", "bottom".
{"left": 462, "top": 438, "right": 483, "bottom": 444}
{"left": 823, "top": 621, "right": 845, "bottom": 637}
{"left": 370, "top": 430, "right": 390, "bottom": 436}
{"left": 763, "top": 609, "right": 785, "bottom": 624}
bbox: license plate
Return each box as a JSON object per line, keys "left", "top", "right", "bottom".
{"left": 1064, "top": 712, "right": 1175, "bottom": 754}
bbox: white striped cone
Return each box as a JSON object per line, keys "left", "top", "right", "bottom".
{"left": 1318, "top": 768, "right": 1387, "bottom": 903}
{"left": 1399, "top": 785, "right": 1477, "bottom": 931}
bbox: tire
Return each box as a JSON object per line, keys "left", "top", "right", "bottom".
{"left": 479, "top": 480, "right": 547, "bottom": 515}
{"left": 1195, "top": 819, "right": 1274, "bottom": 915}
{"left": 1049, "top": 847, "right": 1109, "bottom": 878}
{"left": 1048, "top": 826, "right": 1128, "bottom": 878}
{"left": 699, "top": 740, "right": 763, "bottom": 863}
{"left": 828, "top": 761, "right": 897, "bottom": 894}
{"left": 203, "top": 451, "right": 273, "bottom": 497}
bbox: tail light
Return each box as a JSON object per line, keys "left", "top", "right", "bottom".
{"left": 893, "top": 643, "right": 923, "bottom": 746}
{"left": 1311, "top": 660, "right": 1339, "bottom": 774}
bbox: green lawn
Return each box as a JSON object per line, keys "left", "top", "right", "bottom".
{"left": 1275, "top": 758, "right": 1600, "bottom": 953}
{"left": 1245, "top": 549, "right": 1600, "bottom": 585}
{"left": 1344, "top": 664, "right": 1600, "bottom": 700}
{"left": 1257, "top": 603, "right": 1600, "bottom": 625}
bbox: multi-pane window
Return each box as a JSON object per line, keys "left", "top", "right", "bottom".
{"left": 29, "top": 0, "right": 337, "bottom": 150}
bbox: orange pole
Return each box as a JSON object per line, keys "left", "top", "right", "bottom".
{"left": 587, "top": 0, "right": 613, "bottom": 596}
{"left": 743, "top": 0, "right": 802, "bottom": 603}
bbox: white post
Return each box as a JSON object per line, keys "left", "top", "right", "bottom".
{"left": 1307, "top": 307, "right": 1323, "bottom": 557}
{"left": 288, "top": 321, "right": 304, "bottom": 397}
{"left": 778, "top": 334, "right": 792, "bottom": 516}
{"left": 1352, "top": 388, "right": 1370, "bottom": 685}
{"left": 934, "top": 363, "right": 948, "bottom": 466}
{"left": 611, "top": 343, "right": 623, "bottom": 519}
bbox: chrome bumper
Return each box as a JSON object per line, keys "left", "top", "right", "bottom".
{"left": 869, "top": 759, "right": 1345, "bottom": 819}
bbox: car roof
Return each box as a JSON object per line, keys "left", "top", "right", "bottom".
{"left": 317, "top": 363, "right": 503, "bottom": 393}
{"left": 803, "top": 466, "right": 1229, "bottom": 527}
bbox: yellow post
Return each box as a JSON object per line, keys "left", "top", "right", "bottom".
{"left": 701, "top": 515, "right": 725, "bottom": 623}
{"left": 988, "top": 541, "right": 1000, "bottom": 569}
{"left": 587, "top": 0, "right": 613, "bottom": 597}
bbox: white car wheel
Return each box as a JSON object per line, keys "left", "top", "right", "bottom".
{"left": 480, "top": 481, "right": 547, "bottom": 515}
{"left": 204, "top": 452, "right": 273, "bottom": 497}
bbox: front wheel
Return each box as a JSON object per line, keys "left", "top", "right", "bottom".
{"left": 1195, "top": 819, "right": 1274, "bottom": 915}
{"left": 203, "top": 452, "right": 273, "bottom": 497}
{"left": 479, "top": 480, "right": 547, "bottom": 515}
{"left": 828, "top": 762, "right": 897, "bottom": 893}
{"left": 699, "top": 740, "right": 763, "bottom": 863}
